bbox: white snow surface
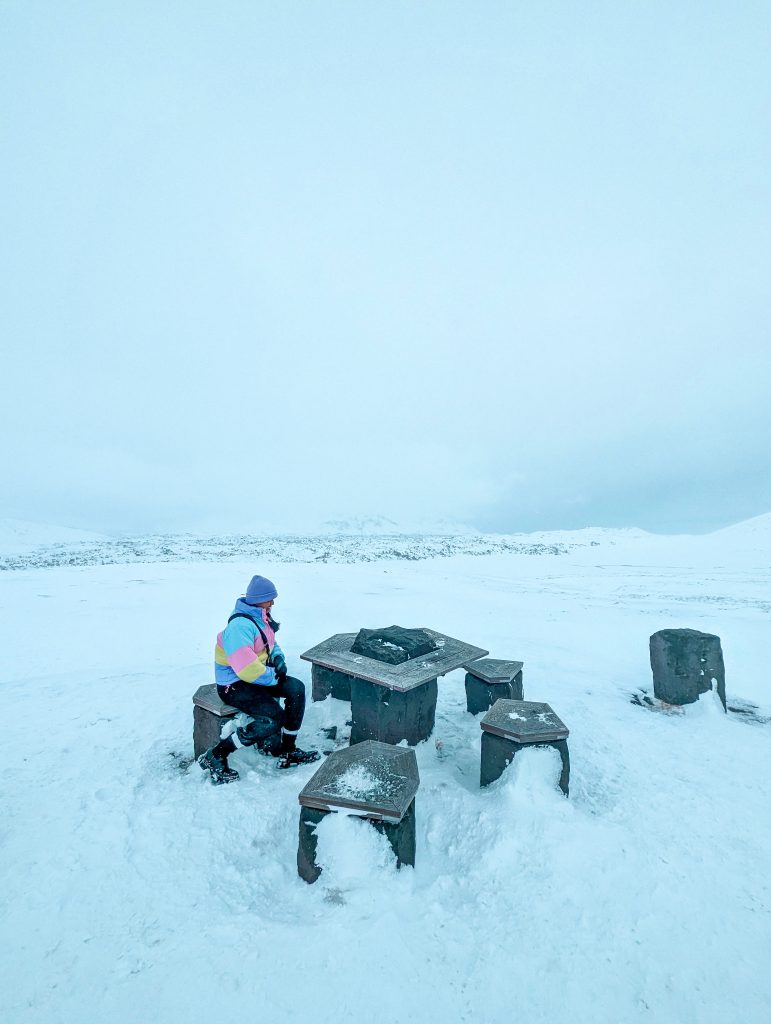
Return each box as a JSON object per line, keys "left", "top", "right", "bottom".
{"left": 1, "top": 521, "right": 770, "bottom": 1023}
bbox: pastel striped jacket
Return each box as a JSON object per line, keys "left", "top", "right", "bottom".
{"left": 214, "top": 598, "right": 285, "bottom": 687}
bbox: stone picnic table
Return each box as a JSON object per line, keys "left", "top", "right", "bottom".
{"left": 301, "top": 628, "right": 488, "bottom": 745}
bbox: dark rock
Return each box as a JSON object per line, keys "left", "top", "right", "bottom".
{"left": 649, "top": 629, "right": 726, "bottom": 710}
{"left": 350, "top": 626, "right": 438, "bottom": 665}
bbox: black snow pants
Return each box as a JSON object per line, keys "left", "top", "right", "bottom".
{"left": 217, "top": 676, "right": 306, "bottom": 754}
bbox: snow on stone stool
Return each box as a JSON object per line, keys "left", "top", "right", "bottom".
{"left": 463, "top": 657, "right": 524, "bottom": 715}
{"left": 192, "top": 684, "right": 238, "bottom": 759}
{"left": 302, "top": 627, "right": 487, "bottom": 746}
{"left": 649, "top": 629, "right": 726, "bottom": 711}
{"left": 296, "top": 740, "right": 420, "bottom": 884}
{"left": 480, "top": 699, "right": 570, "bottom": 795}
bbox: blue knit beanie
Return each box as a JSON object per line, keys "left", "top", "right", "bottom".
{"left": 245, "top": 575, "right": 278, "bottom": 604}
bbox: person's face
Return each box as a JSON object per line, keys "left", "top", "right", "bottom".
{"left": 255, "top": 599, "right": 275, "bottom": 611}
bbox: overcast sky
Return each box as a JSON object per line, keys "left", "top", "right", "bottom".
{"left": 1, "top": 1, "right": 769, "bottom": 535}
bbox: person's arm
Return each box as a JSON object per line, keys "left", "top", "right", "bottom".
{"left": 271, "top": 639, "right": 288, "bottom": 678}
{"left": 221, "top": 617, "right": 275, "bottom": 684}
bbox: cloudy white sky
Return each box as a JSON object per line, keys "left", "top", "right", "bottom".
{"left": 2, "top": 1, "right": 769, "bottom": 535}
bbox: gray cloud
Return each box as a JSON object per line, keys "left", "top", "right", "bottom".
{"left": 2, "top": 2, "right": 769, "bottom": 534}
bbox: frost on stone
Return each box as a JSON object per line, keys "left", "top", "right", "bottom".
{"left": 334, "top": 765, "right": 381, "bottom": 800}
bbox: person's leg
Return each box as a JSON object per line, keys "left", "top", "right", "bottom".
{"left": 273, "top": 675, "right": 306, "bottom": 739}
{"left": 272, "top": 676, "right": 320, "bottom": 766}
{"left": 200, "top": 683, "right": 282, "bottom": 783}
{"left": 204, "top": 678, "right": 318, "bottom": 775}
{"left": 217, "top": 681, "right": 282, "bottom": 721}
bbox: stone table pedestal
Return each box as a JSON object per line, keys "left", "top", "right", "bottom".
{"left": 480, "top": 699, "right": 570, "bottom": 795}
{"left": 349, "top": 676, "right": 438, "bottom": 745}
{"left": 311, "top": 664, "right": 352, "bottom": 702}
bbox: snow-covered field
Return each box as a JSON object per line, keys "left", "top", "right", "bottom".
{"left": 1, "top": 519, "right": 770, "bottom": 1023}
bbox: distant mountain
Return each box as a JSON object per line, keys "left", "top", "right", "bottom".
{"left": 318, "top": 515, "right": 480, "bottom": 536}
{"left": 705, "top": 511, "right": 771, "bottom": 556}
{"left": 712, "top": 511, "right": 771, "bottom": 539}
{"left": 2, "top": 510, "right": 768, "bottom": 568}
{"left": 0, "top": 518, "right": 108, "bottom": 553}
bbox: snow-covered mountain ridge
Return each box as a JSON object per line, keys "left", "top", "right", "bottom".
{"left": 1, "top": 512, "right": 768, "bottom": 570}
{"left": 0, "top": 530, "right": 578, "bottom": 570}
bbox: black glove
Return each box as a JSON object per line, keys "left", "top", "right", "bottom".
{"left": 273, "top": 654, "right": 287, "bottom": 679}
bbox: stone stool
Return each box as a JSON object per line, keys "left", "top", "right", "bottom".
{"left": 463, "top": 657, "right": 524, "bottom": 714}
{"left": 297, "top": 740, "right": 420, "bottom": 884}
{"left": 649, "top": 629, "right": 726, "bottom": 710}
{"left": 480, "top": 699, "right": 570, "bottom": 795}
{"left": 192, "top": 684, "right": 238, "bottom": 759}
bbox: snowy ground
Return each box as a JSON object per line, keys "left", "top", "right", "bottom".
{"left": 1, "top": 521, "right": 770, "bottom": 1023}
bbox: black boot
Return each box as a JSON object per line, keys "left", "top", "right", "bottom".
{"left": 198, "top": 740, "right": 239, "bottom": 785}
{"left": 276, "top": 732, "right": 320, "bottom": 769}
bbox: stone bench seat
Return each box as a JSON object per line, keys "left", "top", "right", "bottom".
{"left": 297, "top": 740, "right": 420, "bottom": 883}
{"left": 480, "top": 699, "right": 570, "bottom": 795}
{"left": 192, "top": 684, "right": 238, "bottom": 759}
{"left": 462, "top": 657, "right": 524, "bottom": 714}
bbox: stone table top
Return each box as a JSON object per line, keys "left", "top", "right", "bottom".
{"left": 480, "top": 700, "right": 569, "bottom": 743}
{"left": 298, "top": 740, "right": 420, "bottom": 822}
{"left": 301, "top": 629, "right": 488, "bottom": 693}
{"left": 462, "top": 658, "right": 524, "bottom": 684}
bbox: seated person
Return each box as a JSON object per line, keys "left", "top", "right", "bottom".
{"left": 199, "top": 574, "right": 319, "bottom": 784}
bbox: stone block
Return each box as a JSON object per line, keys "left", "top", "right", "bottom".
{"left": 649, "top": 629, "right": 726, "bottom": 710}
